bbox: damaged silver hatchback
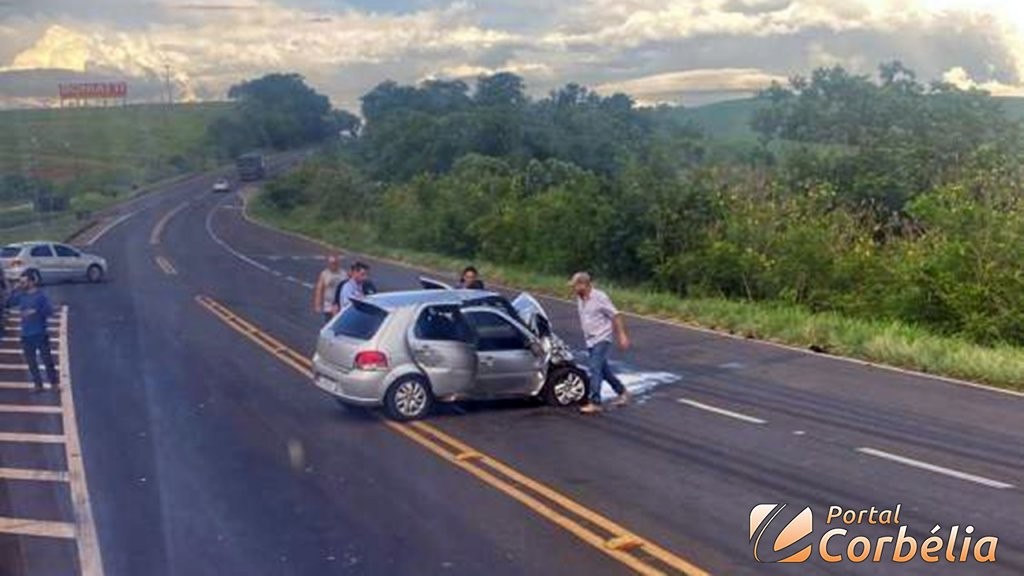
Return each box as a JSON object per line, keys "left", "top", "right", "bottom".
{"left": 312, "top": 280, "right": 588, "bottom": 420}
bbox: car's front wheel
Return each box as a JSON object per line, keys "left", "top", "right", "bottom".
{"left": 86, "top": 265, "right": 104, "bottom": 283}
{"left": 384, "top": 376, "right": 433, "bottom": 421}
{"left": 543, "top": 366, "right": 589, "bottom": 407}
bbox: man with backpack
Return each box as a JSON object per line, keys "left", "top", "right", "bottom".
{"left": 333, "top": 261, "right": 376, "bottom": 312}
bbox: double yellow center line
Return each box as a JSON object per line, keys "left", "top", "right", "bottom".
{"left": 195, "top": 294, "right": 708, "bottom": 576}
{"left": 154, "top": 256, "right": 177, "bottom": 275}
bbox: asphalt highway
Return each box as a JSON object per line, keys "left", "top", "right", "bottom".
{"left": 3, "top": 163, "right": 1023, "bottom": 575}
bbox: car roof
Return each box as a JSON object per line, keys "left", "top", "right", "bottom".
{"left": 4, "top": 241, "right": 58, "bottom": 248}
{"left": 361, "top": 289, "right": 501, "bottom": 310}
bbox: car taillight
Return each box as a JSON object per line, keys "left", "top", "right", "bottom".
{"left": 354, "top": 350, "right": 388, "bottom": 371}
{"left": 9, "top": 259, "right": 21, "bottom": 268}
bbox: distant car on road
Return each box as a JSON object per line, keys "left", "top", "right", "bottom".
{"left": 0, "top": 242, "right": 107, "bottom": 285}
{"left": 212, "top": 178, "right": 231, "bottom": 193}
{"left": 312, "top": 286, "right": 588, "bottom": 420}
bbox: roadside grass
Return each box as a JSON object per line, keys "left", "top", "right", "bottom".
{"left": 251, "top": 200, "right": 1024, "bottom": 392}
{"left": 0, "top": 103, "right": 234, "bottom": 244}
{"left": 0, "top": 166, "right": 212, "bottom": 245}
{"left": 0, "top": 212, "right": 85, "bottom": 246}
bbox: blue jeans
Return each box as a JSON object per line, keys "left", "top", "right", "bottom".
{"left": 22, "top": 334, "right": 58, "bottom": 388}
{"left": 587, "top": 340, "right": 625, "bottom": 404}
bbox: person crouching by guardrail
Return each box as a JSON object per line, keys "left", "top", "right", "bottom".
{"left": 569, "top": 272, "right": 630, "bottom": 414}
{"left": 5, "top": 271, "right": 58, "bottom": 393}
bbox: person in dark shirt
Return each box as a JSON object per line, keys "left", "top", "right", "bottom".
{"left": 458, "top": 266, "right": 484, "bottom": 290}
{"left": 6, "top": 272, "right": 58, "bottom": 393}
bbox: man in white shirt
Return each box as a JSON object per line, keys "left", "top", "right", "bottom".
{"left": 570, "top": 271, "right": 631, "bottom": 413}
{"left": 312, "top": 255, "right": 345, "bottom": 323}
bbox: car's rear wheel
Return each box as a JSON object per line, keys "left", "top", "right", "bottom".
{"left": 384, "top": 375, "right": 433, "bottom": 421}
{"left": 86, "top": 265, "right": 104, "bottom": 283}
{"left": 543, "top": 366, "right": 589, "bottom": 407}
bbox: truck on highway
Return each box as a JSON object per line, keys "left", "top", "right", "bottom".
{"left": 236, "top": 152, "right": 266, "bottom": 181}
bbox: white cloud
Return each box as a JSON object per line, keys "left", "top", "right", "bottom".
{"left": 2, "top": 3, "right": 524, "bottom": 106}
{"left": 425, "top": 61, "right": 554, "bottom": 81}
{"left": 595, "top": 68, "right": 787, "bottom": 104}
{"left": 942, "top": 66, "right": 1024, "bottom": 97}
{"left": 4, "top": 0, "right": 1024, "bottom": 109}
{"left": 544, "top": 0, "right": 1023, "bottom": 51}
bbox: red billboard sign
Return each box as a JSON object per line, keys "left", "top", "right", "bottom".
{"left": 58, "top": 82, "right": 128, "bottom": 105}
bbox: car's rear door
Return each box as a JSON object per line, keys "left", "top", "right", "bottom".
{"left": 463, "top": 308, "right": 545, "bottom": 398}
{"left": 407, "top": 304, "right": 477, "bottom": 397}
{"left": 27, "top": 244, "right": 58, "bottom": 282}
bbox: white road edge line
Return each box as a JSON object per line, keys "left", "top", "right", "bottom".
{"left": 150, "top": 201, "right": 190, "bottom": 245}
{"left": 677, "top": 398, "right": 767, "bottom": 425}
{"left": 83, "top": 211, "right": 136, "bottom": 247}
{"left": 205, "top": 197, "right": 279, "bottom": 276}
{"left": 59, "top": 306, "right": 105, "bottom": 576}
{"left": 856, "top": 447, "right": 1015, "bottom": 490}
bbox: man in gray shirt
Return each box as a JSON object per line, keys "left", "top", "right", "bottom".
{"left": 570, "top": 272, "right": 631, "bottom": 413}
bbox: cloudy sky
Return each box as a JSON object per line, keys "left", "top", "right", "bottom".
{"left": 2, "top": 0, "right": 1024, "bottom": 110}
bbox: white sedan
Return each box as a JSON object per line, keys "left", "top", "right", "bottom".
{"left": 212, "top": 178, "right": 231, "bottom": 193}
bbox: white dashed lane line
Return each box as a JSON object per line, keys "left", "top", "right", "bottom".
{"left": 856, "top": 447, "right": 1015, "bottom": 490}
{"left": 676, "top": 398, "right": 768, "bottom": 425}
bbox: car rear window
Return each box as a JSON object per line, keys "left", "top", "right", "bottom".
{"left": 0, "top": 247, "right": 19, "bottom": 258}
{"left": 333, "top": 301, "right": 388, "bottom": 340}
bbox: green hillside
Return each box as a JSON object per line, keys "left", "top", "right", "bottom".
{"left": 0, "top": 102, "right": 234, "bottom": 242}
{"left": 997, "top": 96, "right": 1024, "bottom": 121}
{"left": 0, "top": 102, "right": 233, "bottom": 188}
{"left": 677, "top": 96, "right": 1024, "bottom": 143}
{"left": 674, "top": 98, "right": 764, "bottom": 143}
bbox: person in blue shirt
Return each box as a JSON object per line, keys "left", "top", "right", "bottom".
{"left": 6, "top": 271, "right": 58, "bottom": 393}
{"left": 332, "top": 261, "right": 376, "bottom": 311}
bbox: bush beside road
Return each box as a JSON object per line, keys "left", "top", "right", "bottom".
{"left": 249, "top": 194, "right": 1024, "bottom": 392}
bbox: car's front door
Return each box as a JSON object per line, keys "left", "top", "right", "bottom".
{"left": 53, "top": 244, "right": 84, "bottom": 280}
{"left": 407, "top": 305, "right": 478, "bottom": 398}
{"left": 463, "top": 308, "right": 545, "bottom": 398}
